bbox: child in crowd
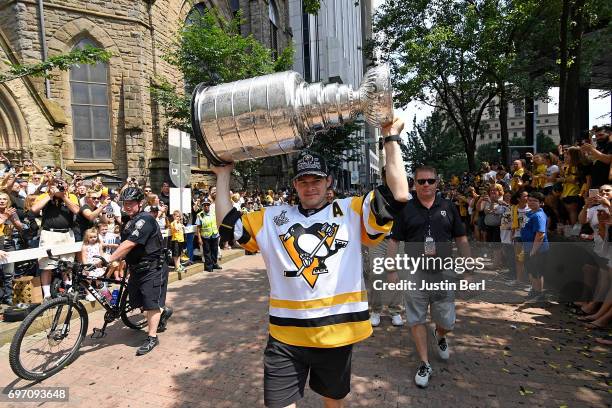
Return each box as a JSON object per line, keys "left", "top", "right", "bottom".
{"left": 170, "top": 210, "right": 185, "bottom": 272}
{"left": 99, "top": 223, "right": 124, "bottom": 280}
{"left": 81, "top": 227, "right": 106, "bottom": 301}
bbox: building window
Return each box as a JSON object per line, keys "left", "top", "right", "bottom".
{"left": 548, "top": 129, "right": 552, "bottom": 135}
{"left": 191, "top": 138, "right": 199, "bottom": 167}
{"left": 497, "top": 134, "right": 500, "bottom": 139}
{"left": 269, "top": 0, "right": 279, "bottom": 59}
{"left": 489, "top": 134, "right": 493, "bottom": 140}
{"left": 70, "top": 38, "right": 111, "bottom": 160}
{"left": 480, "top": 134, "right": 484, "bottom": 140}
{"left": 494, "top": 122, "right": 498, "bottom": 128}
{"left": 519, "top": 121, "right": 523, "bottom": 125}
{"left": 488, "top": 104, "right": 496, "bottom": 119}
{"left": 302, "top": 4, "right": 311, "bottom": 82}
{"left": 545, "top": 118, "right": 549, "bottom": 123}
{"left": 185, "top": 3, "right": 207, "bottom": 25}
{"left": 230, "top": 0, "right": 240, "bottom": 17}
{"left": 536, "top": 119, "right": 540, "bottom": 124}
{"left": 511, "top": 121, "right": 515, "bottom": 126}
{"left": 514, "top": 104, "right": 524, "bottom": 117}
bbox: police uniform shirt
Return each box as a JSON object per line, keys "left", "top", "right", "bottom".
{"left": 391, "top": 195, "right": 466, "bottom": 259}
{"left": 121, "top": 212, "right": 163, "bottom": 266}
{"left": 220, "top": 185, "right": 403, "bottom": 348}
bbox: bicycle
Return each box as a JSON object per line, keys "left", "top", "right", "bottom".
{"left": 9, "top": 251, "right": 146, "bottom": 381}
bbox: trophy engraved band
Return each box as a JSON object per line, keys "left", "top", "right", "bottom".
{"left": 190, "top": 64, "right": 393, "bottom": 166}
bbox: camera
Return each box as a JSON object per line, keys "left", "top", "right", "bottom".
{"left": 58, "top": 185, "right": 65, "bottom": 192}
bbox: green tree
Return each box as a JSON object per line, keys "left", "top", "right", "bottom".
{"left": 374, "top": 0, "right": 501, "bottom": 172}
{"left": 307, "top": 122, "right": 363, "bottom": 175}
{"left": 402, "top": 113, "right": 467, "bottom": 180}
{"left": 477, "top": 132, "right": 558, "bottom": 164}
{"left": 0, "top": 46, "right": 112, "bottom": 83}
{"left": 151, "top": 8, "right": 293, "bottom": 182}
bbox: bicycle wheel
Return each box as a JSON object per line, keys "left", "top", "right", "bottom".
{"left": 9, "top": 297, "right": 88, "bottom": 381}
{"left": 119, "top": 289, "right": 146, "bottom": 330}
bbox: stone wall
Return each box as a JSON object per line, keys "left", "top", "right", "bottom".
{"left": 0, "top": 0, "right": 292, "bottom": 191}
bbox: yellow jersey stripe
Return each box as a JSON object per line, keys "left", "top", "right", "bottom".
{"left": 269, "top": 290, "right": 367, "bottom": 310}
{"left": 269, "top": 320, "right": 372, "bottom": 348}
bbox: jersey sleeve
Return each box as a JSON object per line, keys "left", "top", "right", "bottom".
{"left": 219, "top": 207, "right": 265, "bottom": 252}
{"left": 125, "top": 216, "right": 157, "bottom": 246}
{"left": 351, "top": 185, "right": 406, "bottom": 247}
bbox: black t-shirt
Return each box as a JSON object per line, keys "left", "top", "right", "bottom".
{"left": 391, "top": 196, "right": 466, "bottom": 259}
{"left": 75, "top": 204, "right": 95, "bottom": 235}
{"left": 159, "top": 192, "right": 170, "bottom": 207}
{"left": 591, "top": 140, "right": 612, "bottom": 188}
{"left": 120, "top": 212, "right": 164, "bottom": 266}
{"left": 41, "top": 199, "right": 75, "bottom": 230}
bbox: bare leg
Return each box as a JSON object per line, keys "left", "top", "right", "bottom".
{"left": 146, "top": 309, "right": 161, "bottom": 337}
{"left": 323, "top": 397, "right": 344, "bottom": 408}
{"left": 411, "top": 324, "right": 429, "bottom": 363}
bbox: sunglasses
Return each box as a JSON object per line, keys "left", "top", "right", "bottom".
{"left": 416, "top": 178, "right": 437, "bottom": 185}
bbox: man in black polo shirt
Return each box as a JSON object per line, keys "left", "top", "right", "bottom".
{"left": 581, "top": 125, "right": 611, "bottom": 189}
{"left": 31, "top": 178, "right": 81, "bottom": 300}
{"left": 386, "top": 165, "right": 470, "bottom": 388}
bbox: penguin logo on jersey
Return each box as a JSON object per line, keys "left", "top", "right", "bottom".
{"left": 280, "top": 222, "right": 348, "bottom": 288}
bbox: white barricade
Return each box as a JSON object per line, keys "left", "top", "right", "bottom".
{"left": 0, "top": 225, "right": 198, "bottom": 265}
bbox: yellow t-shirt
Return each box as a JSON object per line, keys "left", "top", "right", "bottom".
{"left": 561, "top": 165, "right": 581, "bottom": 198}
{"left": 170, "top": 220, "right": 185, "bottom": 242}
{"left": 533, "top": 164, "right": 547, "bottom": 189}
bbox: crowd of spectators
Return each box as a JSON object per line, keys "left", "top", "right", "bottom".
{"left": 436, "top": 125, "right": 611, "bottom": 344}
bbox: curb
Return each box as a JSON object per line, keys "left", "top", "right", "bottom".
{"left": 0, "top": 249, "right": 245, "bottom": 347}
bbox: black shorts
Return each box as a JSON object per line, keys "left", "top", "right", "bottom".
{"left": 127, "top": 267, "right": 168, "bottom": 311}
{"left": 562, "top": 195, "right": 583, "bottom": 206}
{"left": 170, "top": 240, "right": 184, "bottom": 257}
{"left": 263, "top": 336, "right": 353, "bottom": 408}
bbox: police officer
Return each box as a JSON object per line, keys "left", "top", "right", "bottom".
{"left": 195, "top": 198, "right": 221, "bottom": 272}
{"left": 102, "top": 187, "right": 173, "bottom": 355}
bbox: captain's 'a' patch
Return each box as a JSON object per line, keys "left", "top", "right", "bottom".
{"left": 332, "top": 202, "right": 343, "bottom": 217}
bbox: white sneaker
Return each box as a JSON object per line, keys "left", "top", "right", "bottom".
{"left": 370, "top": 312, "right": 381, "bottom": 327}
{"left": 414, "top": 362, "right": 432, "bottom": 388}
{"left": 85, "top": 293, "right": 96, "bottom": 302}
{"left": 391, "top": 314, "right": 404, "bottom": 326}
{"left": 433, "top": 328, "right": 450, "bottom": 360}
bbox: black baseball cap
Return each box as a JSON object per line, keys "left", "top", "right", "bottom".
{"left": 293, "top": 151, "right": 328, "bottom": 181}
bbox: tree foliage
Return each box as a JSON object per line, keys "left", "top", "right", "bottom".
{"left": 374, "top": 0, "right": 501, "bottom": 172}
{"left": 0, "top": 46, "right": 112, "bottom": 83}
{"left": 152, "top": 9, "right": 294, "bottom": 133}
{"left": 150, "top": 8, "right": 294, "bottom": 181}
{"left": 308, "top": 122, "right": 363, "bottom": 173}
{"left": 476, "top": 132, "right": 558, "bottom": 164}
{"left": 402, "top": 112, "right": 467, "bottom": 180}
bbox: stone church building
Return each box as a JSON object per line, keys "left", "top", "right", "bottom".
{"left": 0, "top": 0, "right": 291, "bottom": 189}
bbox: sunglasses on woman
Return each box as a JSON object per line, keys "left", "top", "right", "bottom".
{"left": 416, "top": 178, "right": 437, "bottom": 185}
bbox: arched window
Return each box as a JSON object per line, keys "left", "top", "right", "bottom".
{"left": 70, "top": 38, "right": 111, "bottom": 160}
{"left": 185, "top": 3, "right": 207, "bottom": 25}
{"left": 269, "top": 0, "right": 279, "bottom": 59}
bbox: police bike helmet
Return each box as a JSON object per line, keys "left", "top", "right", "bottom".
{"left": 120, "top": 187, "right": 144, "bottom": 202}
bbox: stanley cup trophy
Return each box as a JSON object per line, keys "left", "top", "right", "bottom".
{"left": 190, "top": 64, "right": 393, "bottom": 166}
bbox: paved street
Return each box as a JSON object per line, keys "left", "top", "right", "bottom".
{"left": 1, "top": 254, "right": 610, "bottom": 408}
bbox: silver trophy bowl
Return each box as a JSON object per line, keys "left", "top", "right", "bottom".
{"left": 191, "top": 64, "right": 393, "bottom": 166}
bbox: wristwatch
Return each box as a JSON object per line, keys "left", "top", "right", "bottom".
{"left": 383, "top": 135, "right": 402, "bottom": 145}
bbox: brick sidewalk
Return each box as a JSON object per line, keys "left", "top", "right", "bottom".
{"left": 0, "top": 254, "right": 610, "bottom": 407}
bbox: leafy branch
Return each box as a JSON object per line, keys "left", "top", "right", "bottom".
{"left": 0, "top": 46, "right": 112, "bottom": 83}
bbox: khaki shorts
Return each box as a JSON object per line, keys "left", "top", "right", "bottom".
{"left": 38, "top": 229, "right": 76, "bottom": 270}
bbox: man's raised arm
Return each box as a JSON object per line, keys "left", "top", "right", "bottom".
{"left": 211, "top": 163, "right": 235, "bottom": 227}
{"left": 382, "top": 118, "right": 410, "bottom": 203}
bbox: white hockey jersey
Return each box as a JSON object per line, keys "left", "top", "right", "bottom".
{"left": 230, "top": 190, "right": 395, "bottom": 348}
